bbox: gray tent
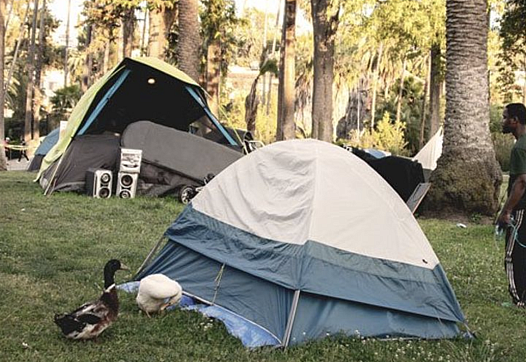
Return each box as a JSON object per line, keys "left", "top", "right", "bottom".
{"left": 38, "top": 57, "right": 244, "bottom": 196}
{"left": 40, "top": 122, "right": 242, "bottom": 196}
{"left": 121, "top": 121, "right": 242, "bottom": 196}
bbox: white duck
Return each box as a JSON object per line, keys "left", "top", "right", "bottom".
{"left": 136, "top": 274, "right": 183, "bottom": 317}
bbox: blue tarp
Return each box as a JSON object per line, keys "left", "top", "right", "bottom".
{"left": 118, "top": 281, "right": 280, "bottom": 348}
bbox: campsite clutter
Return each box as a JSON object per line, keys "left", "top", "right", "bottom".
{"left": 36, "top": 57, "right": 247, "bottom": 200}
{"left": 54, "top": 260, "right": 129, "bottom": 340}
{"left": 131, "top": 139, "right": 467, "bottom": 347}
{"left": 42, "top": 58, "right": 453, "bottom": 346}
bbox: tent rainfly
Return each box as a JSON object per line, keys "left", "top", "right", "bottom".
{"left": 413, "top": 128, "right": 443, "bottom": 181}
{"left": 37, "top": 57, "right": 242, "bottom": 194}
{"left": 27, "top": 128, "right": 60, "bottom": 172}
{"left": 136, "top": 139, "right": 467, "bottom": 347}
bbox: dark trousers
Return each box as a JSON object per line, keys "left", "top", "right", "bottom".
{"left": 505, "top": 209, "right": 526, "bottom": 305}
{"left": 18, "top": 150, "right": 28, "bottom": 161}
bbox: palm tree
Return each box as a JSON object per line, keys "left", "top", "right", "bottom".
{"left": 24, "top": 0, "right": 39, "bottom": 141}
{"left": 0, "top": 0, "right": 6, "bottom": 171}
{"left": 122, "top": 6, "right": 135, "bottom": 58}
{"left": 311, "top": 0, "right": 339, "bottom": 142}
{"left": 148, "top": 2, "right": 176, "bottom": 59}
{"left": 177, "top": 0, "right": 201, "bottom": 82}
{"left": 429, "top": 42, "right": 442, "bottom": 136}
{"left": 425, "top": 0, "right": 502, "bottom": 215}
{"left": 277, "top": 0, "right": 296, "bottom": 140}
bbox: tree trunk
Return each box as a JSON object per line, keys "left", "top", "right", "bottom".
{"left": 425, "top": 0, "right": 502, "bottom": 216}
{"left": 395, "top": 56, "right": 407, "bottom": 124}
{"left": 82, "top": 23, "right": 93, "bottom": 92}
{"left": 245, "top": 75, "right": 261, "bottom": 135}
{"left": 103, "top": 41, "right": 110, "bottom": 74}
{"left": 419, "top": 53, "right": 430, "bottom": 149}
{"left": 523, "top": 55, "right": 526, "bottom": 104}
{"left": 122, "top": 7, "right": 135, "bottom": 58}
{"left": 370, "top": 42, "right": 383, "bottom": 128}
{"left": 33, "top": 0, "right": 46, "bottom": 141}
{"left": 311, "top": 0, "right": 338, "bottom": 142}
{"left": 0, "top": 0, "right": 6, "bottom": 171}
{"left": 148, "top": 5, "right": 176, "bottom": 60}
{"left": 429, "top": 42, "right": 442, "bottom": 136}
{"left": 140, "top": 6, "right": 148, "bottom": 56}
{"left": 24, "top": 0, "right": 39, "bottom": 141}
{"left": 177, "top": 0, "right": 201, "bottom": 82}
{"left": 5, "top": 0, "right": 30, "bottom": 93}
{"left": 148, "top": 7, "right": 163, "bottom": 58}
{"left": 277, "top": 0, "right": 296, "bottom": 141}
{"left": 64, "top": 0, "right": 71, "bottom": 87}
{"left": 206, "top": 38, "right": 221, "bottom": 116}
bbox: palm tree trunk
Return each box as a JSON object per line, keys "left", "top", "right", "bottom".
{"left": 425, "top": 0, "right": 502, "bottom": 215}
{"left": 122, "top": 7, "right": 135, "bottom": 58}
{"left": 4, "top": 0, "right": 12, "bottom": 35}
{"left": 395, "top": 56, "right": 407, "bottom": 124}
{"left": 33, "top": 0, "right": 46, "bottom": 140}
{"left": 148, "top": 5, "right": 176, "bottom": 60}
{"left": 429, "top": 42, "right": 442, "bottom": 136}
{"left": 177, "top": 0, "right": 201, "bottom": 82}
{"left": 419, "top": 53, "right": 430, "bottom": 149}
{"left": 140, "top": 6, "right": 148, "bottom": 56}
{"left": 266, "top": 0, "right": 282, "bottom": 115}
{"left": 24, "top": 0, "right": 39, "bottom": 141}
{"left": 277, "top": 0, "right": 296, "bottom": 141}
{"left": 206, "top": 38, "right": 221, "bottom": 117}
{"left": 5, "top": 0, "right": 30, "bottom": 93}
{"left": 64, "top": 0, "right": 71, "bottom": 87}
{"left": 82, "top": 23, "right": 93, "bottom": 92}
{"left": 523, "top": 55, "right": 526, "bottom": 104}
{"left": 311, "top": 0, "right": 338, "bottom": 142}
{"left": 370, "top": 42, "right": 383, "bottom": 128}
{"left": 148, "top": 7, "right": 164, "bottom": 58}
{"left": 0, "top": 0, "right": 6, "bottom": 171}
{"left": 245, "top": 75, "right": 261, "bottom": 135}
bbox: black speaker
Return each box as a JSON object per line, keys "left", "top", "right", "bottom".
{"left": 85, "top": 169, "right": 113, "bottom": 198}
{"left": 116, "top": 172, "right": 138, "bottom": 198}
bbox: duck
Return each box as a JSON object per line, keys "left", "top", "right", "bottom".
{"left": 136, "top": 274, "right": 183, "bottom": 317}
{"left": 54, "top": 259, "right": 129, "bottom": 340}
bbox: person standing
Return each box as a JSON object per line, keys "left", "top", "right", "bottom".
{"left": 498, "top": 102, "right": 526, "bottom": 306}
{"left": 17, "top": 138, "right": 29, "bottom": 162}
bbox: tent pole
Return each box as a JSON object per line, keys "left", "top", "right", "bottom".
{"left": 282, "top": 289, "right": 300, "bottom": 347}
{"left": 77, "top": 69, "right": 132, "bottom": 135}
{"left": 185, "top": 86, "right": 238, "bottom": 146}
{"left": 135, "top": 234, "right": 167, "bottom": 277}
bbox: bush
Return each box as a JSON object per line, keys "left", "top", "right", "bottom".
{"left": 492, "top": 132, "right": 514, "bottom": 172}
{"left": 489, "top": 104, "right": 504, "bottom": 133}
{"left": 345, "top": 112, "right": 409, "bottom": 156}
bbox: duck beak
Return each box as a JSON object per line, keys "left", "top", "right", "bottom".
{"left": 120, "top": 263, "right": 130, "bottom": 271}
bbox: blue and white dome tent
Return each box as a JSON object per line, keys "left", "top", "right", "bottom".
{"left": 136, "top": 139, "right": 466, "bottom": 347}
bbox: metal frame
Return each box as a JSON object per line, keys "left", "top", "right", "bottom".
{"left": 185, "top": 86, "right": 238, "bottom": 146}
{"left": 77, "top": 69, "right": 132, "bottom": 135}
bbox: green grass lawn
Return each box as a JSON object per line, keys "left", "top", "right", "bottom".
{"left": 0, "top": 171, "right": 525, "bottom": 361}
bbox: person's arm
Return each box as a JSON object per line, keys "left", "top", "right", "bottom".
{"left": 498, "top": 174, "right": 526, "bottom": 225}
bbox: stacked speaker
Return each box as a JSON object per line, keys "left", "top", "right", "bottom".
{"left": 86, "top": 168, "right": 113, "bottom": 198}
{"left": 116, "top": 148, "right": 142, "bottom": 198}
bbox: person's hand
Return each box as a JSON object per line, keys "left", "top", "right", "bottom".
{"left": 497, "top": 210, "right": 512, "bottom": 227}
